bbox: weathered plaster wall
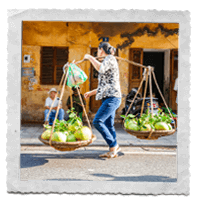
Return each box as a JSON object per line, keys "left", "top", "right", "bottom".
{"left": 21, "top": 22, "right": 178, "bottom": 123}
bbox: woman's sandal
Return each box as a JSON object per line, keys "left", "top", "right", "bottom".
{"left": 99, "top": 145, "right": 121, "bottom": 158}
{"left": 99, "top": 152, "right": 110, "bottom": 158}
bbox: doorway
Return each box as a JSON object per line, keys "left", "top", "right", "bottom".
{"left": 170, "top": 49, "right": 178, "bottom": 113}
{"left": 143, "top": 51, "right": 164, "bottom": 105}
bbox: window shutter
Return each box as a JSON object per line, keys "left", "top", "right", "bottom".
{"left": 55, "top": 48, "right": 68, "bottom": 84}
{"left": 40, "top": 47, "right": 68, "bottom": 85}
{"left": 41, "top": 47, "right": 54, "bottom": 84}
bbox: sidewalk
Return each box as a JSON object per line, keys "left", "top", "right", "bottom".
{"left": 20, "top": 123, "right": 177, "bottom": 148}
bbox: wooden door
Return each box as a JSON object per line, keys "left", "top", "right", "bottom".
{"left": 89, "top": 48, "right": 119, "bottom": 112}
{"left": 129, "top": 49, "right": 143, "bottom": 93}
{"left": 170, "top": 49, "right": 178, "bottom": 113}
{"left": 90, "top": 48, "right": 101, "bottom": 112}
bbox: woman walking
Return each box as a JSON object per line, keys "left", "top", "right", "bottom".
{"left": 84, "top": 42, "right": 122, "bottom": 158}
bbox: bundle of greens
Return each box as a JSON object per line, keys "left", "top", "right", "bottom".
{"left": 162, "top": 107, "right": 177, "bottom": 120}
{"left": 41, "top": 108, "right": 92, "bottom": 142}
{"left": 121, "top": 108, "right": 174, "bottom": 132}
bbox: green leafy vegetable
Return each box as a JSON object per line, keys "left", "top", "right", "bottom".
{"left": 43, "top": 107, "right": 82, "bottom": 133}
{"left": 123, "top": 107, "right": 174, "bottom": 131}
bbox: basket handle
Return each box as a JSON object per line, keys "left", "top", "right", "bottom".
{"left": 147, "top": 66, "right": 154, "bottom": 139}
{"left": 140, "top": 68, "right": 149, "bottom": 116}
{"left": 148, "top": 66, "right": 154, "bottom": 117}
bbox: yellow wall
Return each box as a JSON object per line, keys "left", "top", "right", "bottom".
{"left": 21, "top": 22, "right": 179, "bottom": 123}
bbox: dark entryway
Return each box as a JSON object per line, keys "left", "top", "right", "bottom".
{"left": 143, "top": 52, "right": 164, "bottom": 105}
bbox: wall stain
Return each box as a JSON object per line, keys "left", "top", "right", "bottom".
{"left": 117, "top": 24, "right": 179, "bottom": 49}
{"left": 91, "top": 22, "right": 139, "bottom": 37}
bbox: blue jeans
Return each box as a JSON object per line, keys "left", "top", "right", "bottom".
{"left": 93, "top": 97, "right": 121, "bottom": 148}
{"left": 44, "top": 109, "right": 65, "bottom": 125}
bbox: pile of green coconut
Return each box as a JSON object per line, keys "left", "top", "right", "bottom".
{"left": 41, "top": 108, "right": 92, "bottom": 142}
{"left": 121, "top": 109, "right": 176, "bottom": 132}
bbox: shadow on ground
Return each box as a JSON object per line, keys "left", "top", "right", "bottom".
{"left": 45, "top": 174, "right": 177, "bottom": 182}
{"left": 20, "top": 151, "right": 125, "bottom": 168}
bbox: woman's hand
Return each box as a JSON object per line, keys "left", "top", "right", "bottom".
{"left": 63, "top": 62, "right": 70, "bottom": 73}
{"left": 84, "top": 54, "right": 91, "bottom": 60}
{"left": 84, "top": 89, "right": 97, "bottom": 99}
{"left": 84, "top": 91, "right": 92, "bottom": 99}
{"left": 84, "top": 54, "right": 101, "bottom": 71}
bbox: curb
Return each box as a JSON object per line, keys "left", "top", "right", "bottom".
{"left": 21, "top": 147, "right": 177, "bottom": 156}
{"left": 20, "top": 143, "right": 177, "bottom": 149}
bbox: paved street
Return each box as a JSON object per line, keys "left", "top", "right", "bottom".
{"left": 20, "top": 123, "right": 177, "bottom": 182}
{"left": 20, "top": 146, "right": 177, "bottom": 182}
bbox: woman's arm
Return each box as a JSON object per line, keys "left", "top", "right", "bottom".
{"left": 84, "top": 89, "right": 97, "bottom": 99}
{"left": 45, "top": 106, "right": 59, "bottom": 110}
{"left": 90, "top": 89, "right": 97, "bottom": 96}
{"left": 84, "top": 54, "right": 101, "bottom": 71}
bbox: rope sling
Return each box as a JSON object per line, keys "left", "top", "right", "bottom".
{"left": 40, "top": 64, "right": 96, "bottom": 151}
{"left": 39, "top": 55, "right": 176, "bottom": 150}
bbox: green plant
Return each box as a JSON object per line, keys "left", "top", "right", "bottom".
{"left": 162, "top": 107, "right": 177, "bottom": 118}
{"left": 43, "top": 107, "right": 82, "bottom": 133}
{"left": 121, "top": 108, "right": 174, "bottom": 131}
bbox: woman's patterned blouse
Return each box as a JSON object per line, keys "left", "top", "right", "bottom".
{"left": 96, "top": 55, "right": 122, "bottom": 100}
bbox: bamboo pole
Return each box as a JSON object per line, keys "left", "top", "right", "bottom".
{"left": 76, "top": 87, "right": 92, "bottom": 130}
{"left": 70, "top": 87, "right": 73, "bottom": 109}
{"left": 115, "top": 56, "right": 147, "bottom": 69}
{"left": 75, "top": 56, "right": 148, "bottom": 69}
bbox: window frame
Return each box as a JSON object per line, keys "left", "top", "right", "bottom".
{"left": 40, "top": 46, "right": 69, "bottom": 85}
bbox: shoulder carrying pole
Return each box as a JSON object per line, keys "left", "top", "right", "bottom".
{"left": 75, "top": 56, "right": 147, "bottom": 69}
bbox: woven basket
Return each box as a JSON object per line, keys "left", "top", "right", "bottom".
{"left": 124, "top": 127, "right": 176, "bottom": 140}
{"left": 38, "top": 134, "right": 97, "bottom": 151}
